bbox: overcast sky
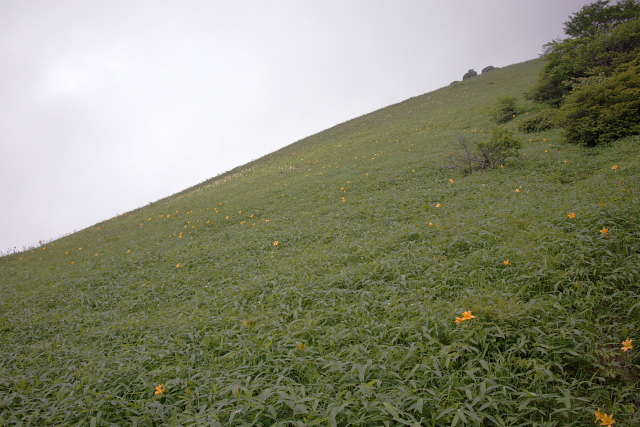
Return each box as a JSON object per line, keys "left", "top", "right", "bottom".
{"left": 1, "top": 0, "right": 593, "bottom": 254}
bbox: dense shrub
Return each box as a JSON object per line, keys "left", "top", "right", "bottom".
{"left": 463, "top": 69, "right": 478, "bottom": 80}
{"left": 518, "top": 108, "right": 560, "bottom": 133}
{"left": 560, "top": 62, "right": 640, "bottom": 146}
{"left": 479, "top": 127, "right": 523, "bottom": 166}
{"left": 482, "top": 65, "right": 497, "bottom": 73}
{"left": 491, "top": 96, "right": 520, "bottom": 123}
{"left": 583, "top": 17, "right": 640, "bottom": 75}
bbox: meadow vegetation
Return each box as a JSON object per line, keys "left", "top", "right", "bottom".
{"left": 1, "top": 57, "right": 639, "bottom": 425}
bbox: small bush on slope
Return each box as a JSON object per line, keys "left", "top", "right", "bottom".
{"left": 490, "top": 96, "right": 521, "bottom": 124}
{"left": 446, "top": 127, "right": 522, "bottom": 173}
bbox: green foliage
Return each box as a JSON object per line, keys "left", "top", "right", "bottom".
{"left": 518, "top": 107, "right": 560, "bottom": 133}
{"left": 491, "top": 96, "right": 520, "bottom": 123}
{"left": 560, "top": 62, "right": 640, "bottom": 146}
{"left": 583, "top": 17, "right": 640, "bottom": 74}
{"left": 531, "top": 1, "right": 640, "bottom": 106}
{"left": 478, "top": 127, "right": 522, "bottom": 166}
{"left": 564, "top": 0, "right": 640, "bottom": 38}
{"left": 447, "top": 127, "right": 522, "bottom": 173}
{"left": 530, "top": 0, "right": 640, "bottom": 145}
{"left": 529, "top": 37, "right": 592, "bottom": 106}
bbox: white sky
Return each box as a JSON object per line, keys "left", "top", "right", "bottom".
{"left": 1, "top": 0, "right": 593, "bottom": 253}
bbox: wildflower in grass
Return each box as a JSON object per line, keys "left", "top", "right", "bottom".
{"left": 515, "top": 188, "right": 521, "bottom": 193}
{"left": 600, "top": 227, "right": 609, "bottom": 234}
{"left": 456, "top": 310, "right": 476, "bottom": 324}
{"left": 176, "top": 263, "right": 182, "bottom": 268}
{"left": 126, "top": 250, "right": 131, "bottom": 254}
{"left": 612, "top": 165, "right": 618, "bottom": 170}
{"left": 435, "top": 203, "right": 441, "bottom": 207}
{"left": 568, "top": 212, "right": 576, "bottom": 219}
{"left": 154, "top": 384, "right": 166, "bottom": 395}
{"left": 504, "top": 259, "right": 512, "bottom": 265}
{"left": 296, "top": 342, "right": 307, "bottom": 351}
{"left": 595, "top": 410, "right": 615, "bottom": 426}
{"left": 273, "top": 241, "right": 280, "bottom": 246}
{"left": 621, "top": 338, "right": 633, "bottom": 352}
{"left": 342, "top": 197, "right": 347, "bottom": 203}
{"left": 429, "top": 222, "right": 434, "bottom": 226}
{"left": 242, "top": 320, "right": 250, "bottom": 327}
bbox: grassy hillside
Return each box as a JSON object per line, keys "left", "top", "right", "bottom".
{"left": 1, "top": 58, "right": 639, "bottom": 426}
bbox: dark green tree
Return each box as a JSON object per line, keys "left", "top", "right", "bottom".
{"left": 530, "top": 0, "right": 640, "bottom": 107}
{"left": 529, "top": 38, "right": 590, "bottom": 106}
{"left": 564, "top": 0, "right": 640, "bottom": 38}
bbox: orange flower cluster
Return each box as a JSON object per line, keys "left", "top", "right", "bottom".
{"left": 595, "top": 409, "right": 615, "bottom": 426}
{"left": 455, "top": 310, "right": 476, "bottom": 324}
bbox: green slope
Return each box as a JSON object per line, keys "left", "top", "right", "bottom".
{"left": 1, "top": 59, "right": 640, "bottom": 426}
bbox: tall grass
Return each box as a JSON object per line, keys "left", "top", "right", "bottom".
{"left": 1, "top": 59, "right": 639, "bottom": 426}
